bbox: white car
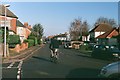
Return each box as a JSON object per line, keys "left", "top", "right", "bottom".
{"left": 64, "top": 42, "right": 72, "bottom": 49}
{"left": 99, "top": 61, "right": 120, "bottom": 78}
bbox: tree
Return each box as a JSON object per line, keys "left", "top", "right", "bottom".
{"left": 81, "top": 21, "right": 89, "bottom": 36}
{"left": 69, "top": 19, "right": 82, "bottom": 40}
{"left": 32, "top": 23, "right": 44, "bottom": 44}
{"left": 69, "top": 18, "right": 89, "bottom": 41}
{"left": 81, "top": 21, "right": 89, "bottom": 41}
{"left": 95, "top": 17, "right": 117, "bottom": 27}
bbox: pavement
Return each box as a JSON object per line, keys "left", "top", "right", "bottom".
{"left": 2, "top": 44, "right": 44, "bottom": 63}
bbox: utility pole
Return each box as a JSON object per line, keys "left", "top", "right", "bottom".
{"left": 4, "top": 4, "right": 10, "bottom": 57}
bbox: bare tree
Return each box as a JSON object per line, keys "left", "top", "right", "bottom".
{"left": 69, "top": 19, "right": 82, "bottom": 40}
{"left": 82, "top": 21, "right": 89, "bottom": 36}
{"left": 95, "top": 17, "right": 117, "bottom": 27}
{"left": 69, "top": 19, "right": 89, "bottom": 41}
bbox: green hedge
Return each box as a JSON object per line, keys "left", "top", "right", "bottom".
{"left": 8, "top": 35, "right": 21, "bottom": 48}
{"left": 79, "top": 45, "right": 91, "bottom": 51}
{"left": 34, "top": 37, "right": 38, "bottom": 45}
{"left": 0, "top": 29, "right": 3, "bottom": 43}
{"left": 9, "top": 35, "right": 21, "bottom": 44}
{"left": 28, "top": 35, "right": 38, "bottom": 45}
{"left": 28, "top": 39, "right": 34, "bottom": 48}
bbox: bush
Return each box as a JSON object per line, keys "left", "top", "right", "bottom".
{"left": 28, "top": 35, "right": 38, "bottom": 45}
{"left": 0, "top": 29, "right": 3, "bottom": 43}
{"left": 23, "top": 39, "right": 28, "bottom": 43}
{"left": 28, "top": 39, "right": 34, "bottom": 47}
{"left": 8, "top": 35, "right": 21, "bottom": 48}
{"left": 34, "top": 37, "right": 38, "bottom": 45}
{"left": 80, "top": 45, "right": 90, "bottom": 51}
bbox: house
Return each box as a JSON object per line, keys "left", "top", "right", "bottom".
{"left": 0, "top": 5, "right": 18, "bottom": 57}
{"left": 0, "top": 5, "right": 18, "bottom": 35}
{"left": 24, "top": 22, "right": 32, "bottom": 39}
{"left": 89, "top": 23, "right": 113, "bottom": 42}
{"left": 96, "top": 28, "right": 119, "bottom": 45}
{"left": 54, "top": 33, "right": 67, "bottom": 41}
{"left": 16, "top": 20, "right": 26, "bottom": 43}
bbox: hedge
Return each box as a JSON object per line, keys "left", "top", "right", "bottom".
{"left": 8, "top": 35, "right": 21, "bottom": 48}
{"left": 0, "top": 29, "right": 3, "bottom": 43}
{"left": 27, "top": 39, "right": 34, "bottom": 48}
{"left": 34, "top": 37, "right": 38, "bottom": 45}
{"left": 28, "top": 35, "right": 38, "bottom": 45}
{"left": 79, "top": 45, "right": 91, "bottom": 51}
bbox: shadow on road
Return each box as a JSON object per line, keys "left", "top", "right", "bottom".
{"left": 66, "top": 68, "right": 100, "bottom": 78}
{"left": 32, "top": 56, "right": 51, "bottom": 63}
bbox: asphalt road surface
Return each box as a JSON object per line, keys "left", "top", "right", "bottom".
{"left": 2, "top": 44, "right": 112, "bottom": 79}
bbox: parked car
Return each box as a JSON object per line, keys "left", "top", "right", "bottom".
{"left": 99, "top": 61, "right": 120, "bottom": 78}
{"left": 64, "top": 41, "right": 72, "bottom": 49}
{"left": 91, "top": 45, "right": 120, "bottom": 60}
{"left": 71, "top": 41, "right": 83, "bottom": 49}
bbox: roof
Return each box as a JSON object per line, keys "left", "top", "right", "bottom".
{"left": 16, "top": 20, "right": 25, "bottom": 27}
{"left": 47, "top": 36, "right": 54, "bottom": 39}
{"left": 0, "top": 5, "right": 18, "bottom": 19}
{"left": 96, "top": 28, "right": 118, "bottom": 38}
{"left": 54, "top": 33, "right": 67, "bottom": 38}
{"left": 89, "top": 23, "right": 112, "bottom": 33}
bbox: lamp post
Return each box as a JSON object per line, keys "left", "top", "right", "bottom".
{"left": 4, "top": 4, "right": 10, "bottom": 57}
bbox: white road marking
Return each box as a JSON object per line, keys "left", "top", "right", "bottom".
{"left": 7, "top": 62, "right": 15, "bottom": 68}
{"left": 17, "top": 61, "right": 23, "bottom": 80}
{"left": 17, "top": 75, "right": 20, "bottom": 80}
{"left": 17, "top": 61, "right": 23, "bottom": 68}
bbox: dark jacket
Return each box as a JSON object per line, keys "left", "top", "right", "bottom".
{"left": 49, "top": 39, "right": 59, "bottom": 49}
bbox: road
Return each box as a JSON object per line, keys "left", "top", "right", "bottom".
{"left": 2, "top": 44, "right": 112, "bottom": 79}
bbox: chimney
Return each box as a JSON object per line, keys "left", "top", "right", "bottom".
{"left": 24, "top": 22, "right": 28, "bottom": 27}
{"left": 28, "top": 25, "right": 32, "bottom": 29}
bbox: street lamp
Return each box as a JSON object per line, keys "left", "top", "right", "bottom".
{"left": 4, "top": 4, "right": 10, "bottom": 57}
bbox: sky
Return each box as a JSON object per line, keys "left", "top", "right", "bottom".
{"left": 1, "top": 2, "right": 118, "bottom": 36}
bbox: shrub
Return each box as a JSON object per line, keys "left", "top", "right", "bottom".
{"left": 34, "top": 37, "right": 38, "bottom": 45}
{"left": 0, "top": 29, "right": 3, "bottom": 43}
{"left": 80, "top": 45, "right": 90, "bottom": 51}
{"left": 28, "top": 35, "right": 38, "bottom": 45}
{"left": 27, "top": 39, "right": 34, "bottom": 47}
{"left": 23, "top": 39, "right": 28, "bottom": 43}
{"left": 8, "top": 35, "right": 21, "bottom": 48}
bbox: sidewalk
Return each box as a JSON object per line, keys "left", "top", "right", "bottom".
{"left": 2, "top": 44, "right": 44, "bottom": 63}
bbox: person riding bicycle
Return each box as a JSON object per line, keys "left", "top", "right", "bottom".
{"left": 49, "top": 37, "right": 60, "bottom": 59}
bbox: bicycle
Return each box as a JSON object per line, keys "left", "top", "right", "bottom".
{"left": 50, "top": 48, "right": 59, "bottom": 63}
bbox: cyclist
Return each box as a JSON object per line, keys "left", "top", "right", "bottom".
{"left": 49, "top": 37, "right": 60, "bottom": 59}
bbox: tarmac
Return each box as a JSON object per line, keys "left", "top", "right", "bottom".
{"left": 2, "top": 44, "right": 44, "bottom": 63}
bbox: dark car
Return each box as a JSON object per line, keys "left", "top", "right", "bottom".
{"left": 91, "top": 45, "right": 120, "bottom": 60}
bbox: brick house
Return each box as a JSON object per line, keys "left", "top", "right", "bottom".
{"left": 16, "top": 20, "right": 26, "bottom": 43}
{"left": 17, "top": 21, "right": 32, "bottom": 43}
{"left": 0, "top": 5, "right": 32, "bottom": 55}
{"left": 0, "top": 5, "right": 18, "bottom": 35}
{"left": 24, "top": 22, "right": 32, "bottom": 39}
{"left": 0, "top": 5, "right": 18, "bottom": 56}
